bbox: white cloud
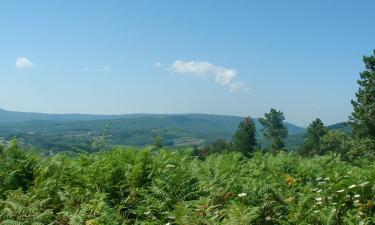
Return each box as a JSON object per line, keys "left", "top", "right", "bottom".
{"left": 15, "top": 57, "right": 35, "bottom": 69}
{"left": 154, "top": 62, "right": 163, "bottom": 67}
{"left": 229, "top": 82, "right": 250, "bottom": 93}
{"left": 168, "top": 60, "right": 248, "bottom": 92}
{"left": 99, "top": 65, "right": 111, "bottom": 72}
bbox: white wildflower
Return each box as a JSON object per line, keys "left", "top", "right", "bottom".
{"left": 144, "top": 211, "right": 151, "bottom": 215}
{"left": 314, "top": 210, "right": 320, "bottom": 213}
{"left": 315, "top": 197, "right": 322, "bottom": 201}
{"left": 337, "top": 189, "right": 345, "bottom": 193}
{"left": 238, "top": 193, "right": 247, "bottom": 197}
{"left": 359, "top": 182, "right": 369, "bottom": 187}
{"left": 166, "top": 164, "right": 175, "bottom": 168}
{"left": 316, "top": 189, "right": 322, "bottom": 193}
{"left": 316, "top": 201, "right": 323, "bottom": 205}
{"left": 354, "top": 199, "right": 360, "bottom": 206}
{"left": 324, "top": 177, "right": 330, "bottom": 181}
{"left": 359, "top": 221, "right": 364, "bottom": 225}
{"left": 349, "top": 184, "right": 356, "bottom": 189}
{"left": 332, "top": 203, "right": 337, "bottom": 205}
{"left": 165, "top": 223, "right": 171, "bottom": 225}
{"left": 354, "top": 194, "right": 360, "bottom": 198}
{"left": 316, "top": 177, "right": 322, "bottom": 181}
{"left": 266, "top": 216, "right": 271, "bottom": 221}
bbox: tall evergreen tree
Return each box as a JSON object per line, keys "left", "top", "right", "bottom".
{"left": 349, "top": 50, "right": 375, "bottom": 140}
{"left": 259, "top": 108, "right": 288, "bottom": 152}
{"left": 299, "top": 118, "right": 328, "bottom": 156}
{"left": 233, "top": 117, "right": 257, "bottom": 156}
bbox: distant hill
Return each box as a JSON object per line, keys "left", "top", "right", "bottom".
{"left": 0, "top": 108, "right": 306, "bottom": 151}
{"left": 327, "top": 122, "right": 351, "bottom": 133}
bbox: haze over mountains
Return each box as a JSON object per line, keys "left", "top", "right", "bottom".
{"left": 0, "top": 108, "right": 348, "bottom": 152}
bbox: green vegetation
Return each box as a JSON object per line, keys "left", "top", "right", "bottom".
{"left": 349, "top": 50, "right": 375, "bottom": 140}
{"left": 259, "top": 109, "right": 288, "bottom": 152}
{"left": 233, "top": 117, "right": 257, "bottom": 156}
{"left": 0, "top": 144, "right": 374, "bottom": 224}
{"left": 0, "top": 113, "right": 306, "bottom": 152}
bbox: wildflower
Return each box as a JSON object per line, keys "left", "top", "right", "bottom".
{"left": 316, "top": 177, "right": 322, "bottom": 181}
{"left": 266, "top": 216, "right": 271, "bottom": 221}
{"left": 345, "top": 195, "right": 351, "bottom": 198}
{"left": 332, "top": 203, "right": 337, "bottom": 205}
{"left": 144, "top": 211, "right": 151, "bottom": 215}
{"left": 337, "top": 189, "right": 345, "bottom": 193}
{"left": 349, "top": 184, "right": 356, "bottom": 189}
{"left": 359, "top": 221, "right": 364, "bottom": 225}
{"left": 316, "top": 189, "right": 322, "bottom": 193}
{"left": 354, "top": 194, "right": 360, "bottom": 198}
{"left": 354, "top": 200, "right": 360, "bottom": 206}
{"left": 324, "top": 177, "right": 330, "bottom": 181}
{"left": 359, "top": 211, "right": 365, "bottom": 216}
{"left": 316, "top": 201, "right": 323, "bottom": 205}
{"left": 165, "top": 223, "right": 171, "bottom": 225}
{"left": 311, "top": 188, "right": 318, "bottom": 192}
{"left": 238, "top": 193, "right": 247, "bottom": 197}
{"left": 166, "top": 164, "right": 175, "bottom": 168}
{"left": 315, "top": 197, "right": 322, "bottom": 201}
{"left": 314, "top": 210, "right": 320, "bottom": 213}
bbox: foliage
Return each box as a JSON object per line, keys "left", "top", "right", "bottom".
{"left": 1, "top": 142, "right": 375, "bottom": 224}
{"left": 233, "top": 117, "right": 257, "bottom": 156}
{"left": 153, "top": 135, "right": 164, "bottom": 149}
{"left": 259, "top": 108, "right": 288, "bottom": 152}
{"left": 349, "top": 50, "right": 375, "bottom": 140}
{"left": 299, "top": 119, "right": 329, "bottom": 156}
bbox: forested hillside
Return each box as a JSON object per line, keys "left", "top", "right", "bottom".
{"left": 0, "top": 112, "right": 306, "bottom": 152}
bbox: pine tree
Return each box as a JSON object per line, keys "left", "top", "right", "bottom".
{"left": 153, "top": 135, "right": 164, "bottom": 149}
{"left": 349, "top": 50, "right": 375, "bottom": 140}
{"left": 299, "top": 118, "right": 328, "bottom": 156}
{"left": 233, "top": 117, "right": 257, "bottom": 156}
{"left": 259, "top": 108, "right": 288, "bottom": 152}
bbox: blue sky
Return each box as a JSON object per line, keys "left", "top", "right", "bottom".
{"left": 0, "top": 0, "right": 374, "bottom": 126}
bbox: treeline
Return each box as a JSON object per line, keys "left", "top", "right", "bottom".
{"left": 192, "top": 51, "right": 375, "bottom": 163}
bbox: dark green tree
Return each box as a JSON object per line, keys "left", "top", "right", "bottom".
{"left": 259, "top": 108, "right": 288, "bottom": 152}
{"left": 299, "top": 118, "right": 329, "bottom": 156}
{"left": 233, "top": 117, "right": 257, "bottom": 156}
{"left": 153, "top": 135, "right": 164, "bottom": 149}
{"left": 349, "top": 50, "right": 375, "bottom": 140}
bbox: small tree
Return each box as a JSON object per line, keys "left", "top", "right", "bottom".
{"left": 233, "top": 117, "right": 257, "bottom": 156}
{"left": 153, "top": 135, "right": 164, "bottom": 149}
{"left": 299, "top": 118, "right": 328, "bottom": 156}
{"left": 259, "top": 108, "right": 288, "bottom": 152}
{"left": 349, "top": 50, "right": 375, "bottom": 140}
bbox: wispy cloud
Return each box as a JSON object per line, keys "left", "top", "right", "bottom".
{"left": 154, "top": 62, "right": 163, "bottom": 67}
{"left": 99, "top": 65, "right": 111, "bottom": 72}
{"left": 229, "top": 82, "right": 250, "bottom": 93}
{"left": 15, "top": 57, "right": 35, "bottom": 69}
{"left": 164, "top": 60, "right": 249, "bottom": 92}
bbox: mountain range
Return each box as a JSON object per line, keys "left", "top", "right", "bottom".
{"left": 0, "top": 108, "right": 348, "bottom": 152}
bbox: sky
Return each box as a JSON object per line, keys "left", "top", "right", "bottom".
{"left": 0, "top": 0, "right": 374, "bottom": 126}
